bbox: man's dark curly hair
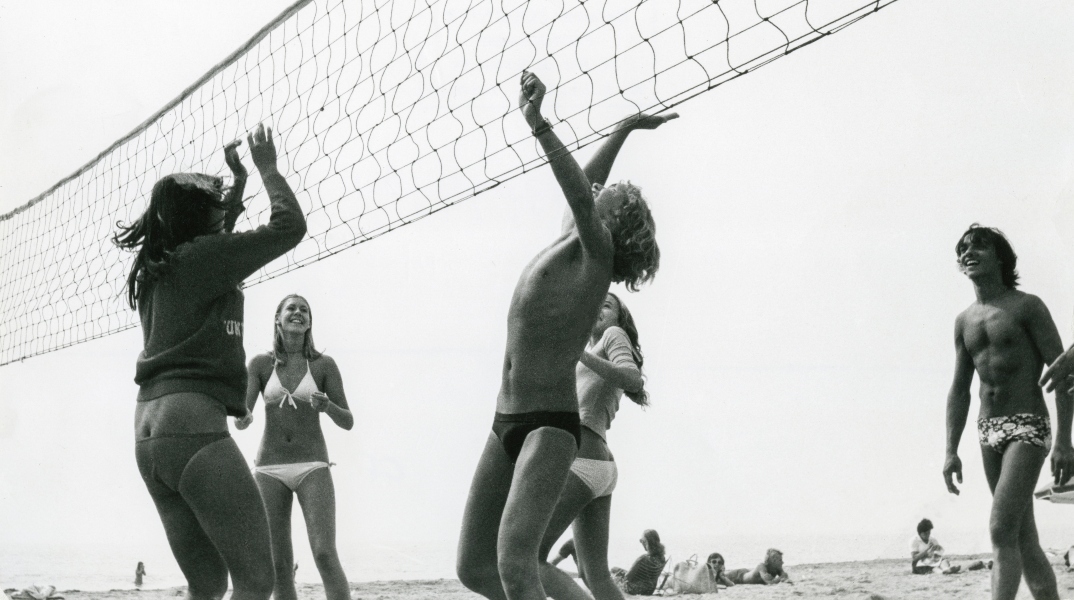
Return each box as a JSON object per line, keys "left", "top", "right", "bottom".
{"left": 606, "top": 182, "right": 659, "bottom": 291}
{"left": 955, "top": 224, "right": 1019, "bottom": 289}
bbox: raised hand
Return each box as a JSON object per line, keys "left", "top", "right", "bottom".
{"left": 943, "top": 453, "right": 963, "bottom": 495}
{"left": 247, "top": 123, "right": 280, "bottom": 174}
{"left": 518, "top": 70, "right": 546, "bottom": 126}
{"left": 224, "top": 139, "right": 247, "bottom": 180}
{"left": 629, "top": 112, "right": 680, "bottom": 130}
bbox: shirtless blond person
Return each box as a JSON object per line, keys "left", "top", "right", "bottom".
{"left": 455, "top": 70, "right": 669, "bottom": 600}
{"left": 725, "top": 549, "right": 792, "bottom": 585}
{"left": 944, "top": 224, "right": 1074, "bottom": 600}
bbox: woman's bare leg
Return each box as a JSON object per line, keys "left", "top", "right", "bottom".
{"left": 572, "top": 495, "right": 624, "bottom": 600}
{"left": 538, "top": 474, "right": 596, "bottom": 600}
{"left": 255, "top": 472, "right": 298, "bottom": 600}
{"left": 178, "top": 438, "right": 274, "bottom": 600}
{"left": 296, "top": 468, "right": 351, "bottom": 600}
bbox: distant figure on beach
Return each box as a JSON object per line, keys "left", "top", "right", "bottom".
{"left": 538, "top": 290, "right": 660, "bottom": 600}
{"left": 455, "top": 69, "right": 664, "bottom": 600}
{"left": 236, "top": 294, "right": 353, "bottom": 600}
{"left": 550, "top": 539, "right": 576, "bottom": 568}
{"left": 910, "top": 519, "right": 988, "bottom": 575}
{"left": 704, "top": 553, "right": 735, "bottom": 588}
{"left": 943, "top": 224, "right": 1074, "bottom": 600}
{"left": 134, "top": 562, "right": 146, "bottom": 587}
{"left": 115, "top": 123, "right": 302, "bottom": 600}
{"left": 660, "top": 552, "right": 735, "bottom": 595}
{"left": 725, "top": 549, "right": 792, "bottom": 585}
{"left": 609, "top": 529, "right": 669, "bottom": 596}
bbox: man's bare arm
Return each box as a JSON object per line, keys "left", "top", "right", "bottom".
{"left": 582, "top": 113, "right": 680, "bottom": 187}
{"left": 944, "top": 317, "right": 974, "bottom": 495}
{"left": 518, "top": 70, "right": 609, "bottom": 254}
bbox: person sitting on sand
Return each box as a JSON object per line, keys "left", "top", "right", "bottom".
{"left": 911, "top": 519, "right": 989, "bottom": 575}
{"left": 610, "top": 529, "right": 668, "bottom": 596}
{"left": 725, "top": 549, "right": 793, "bottom": 585}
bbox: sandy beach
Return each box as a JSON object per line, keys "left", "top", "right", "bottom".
{"left": 13, "top": 555, "right": 1074, "bottom": 600}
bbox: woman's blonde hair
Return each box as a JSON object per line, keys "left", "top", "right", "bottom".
{"left": 271, "top": 294, "right": 322, "bottom": 365}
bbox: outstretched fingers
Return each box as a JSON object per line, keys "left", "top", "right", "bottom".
{"left": 1040, "top": 348, "right": 1074, "bottom": 392}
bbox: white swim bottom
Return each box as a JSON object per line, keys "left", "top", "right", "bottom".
{"left": 570, "top": 458, "right": 618, "bottom": 498}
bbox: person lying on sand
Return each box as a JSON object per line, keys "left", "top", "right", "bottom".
{"left": 705, "top": 553, "right": 736, "bottom": 588}
{"left": 725, "top": 549, "right": 793, "bottom": 585}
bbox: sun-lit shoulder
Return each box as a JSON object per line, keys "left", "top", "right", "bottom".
{"left": 248, "top": 352, "right": 274, "bottom": 372}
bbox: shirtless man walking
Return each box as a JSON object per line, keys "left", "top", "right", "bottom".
{"left": 944, "top": 224, "right": 1074, "bottom": 600}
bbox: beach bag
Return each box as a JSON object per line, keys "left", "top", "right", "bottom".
{"left": 665, "top": 555, "right": 719, "bottom": 594}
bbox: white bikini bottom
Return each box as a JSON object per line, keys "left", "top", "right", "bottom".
{"left": 254, "top": 461, "right": 330, "bottom": 492}
{"left": 570, "top": 458, "right": 617, "bottom": 498}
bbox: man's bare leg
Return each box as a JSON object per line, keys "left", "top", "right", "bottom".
{"left": 457, "top": 433, "right": 514, "bottom": 600}
{"left": 1017, "top": 499, "right": 1058, "bottom": 600}
{"left": 982, "top": 442, "right": 1053, "bottom": 600}
{"left": 498, "top": 428, "right": 577, "bottom": 600}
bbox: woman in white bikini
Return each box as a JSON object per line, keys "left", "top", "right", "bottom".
{"left": 236, "top": 294, "right": 353, "bottom": 600}
{"left": 537, "top": 293, "right": 650, "bottom": 600}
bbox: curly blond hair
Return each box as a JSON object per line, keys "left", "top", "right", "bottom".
{"left": 606, "top": 182, "right": 659, "bottom": 291}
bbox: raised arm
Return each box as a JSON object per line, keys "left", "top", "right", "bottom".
{"left": 519, "top": 71, "right": 608, "bottom": 254}
{"left": 1023, "top": 296, "right": 1074, "bottom": 484}
{"left": 944, "top": 317, "right": 974, "bottom": 495}
{"left": 583, "top": 113, "right": 679, "bottom": 187}
{"left": 179, "top": 123, "right": 307, "bottom": 297}
{"left": 312, "top": 356, "right": 353, "bottom": 430}
{"left": 222, "top": 139, "right": 248, "bottom": 233}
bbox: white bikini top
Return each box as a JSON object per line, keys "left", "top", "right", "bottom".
{"left": 264, "top": 360, "right": 320, "bottom": 409}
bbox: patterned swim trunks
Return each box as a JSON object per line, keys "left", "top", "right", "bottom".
{"left": 977, "top": 413, "right": 1051, "bottom": 454}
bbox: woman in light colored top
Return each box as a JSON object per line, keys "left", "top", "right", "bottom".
{"left": 236, "top": 294, "right": 353, "bottom": 600}
{"left": 538, "top": 292, "right": 649, "bottom": 600}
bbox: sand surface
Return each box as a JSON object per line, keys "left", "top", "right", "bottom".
{"left": 14, "top": 556, "right": 1074, "bottom": 600}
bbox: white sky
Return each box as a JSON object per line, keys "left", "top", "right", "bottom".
{"left": 3, "top": 0, "right": 1074, "bottom": 584}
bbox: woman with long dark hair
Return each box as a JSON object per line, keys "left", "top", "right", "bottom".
{"left": 538, "top": 292, "right": 652, "bottom": 600}
{"left": 236, "top": 293, "right": 353, "bottom": 600}
{"left": 115, "top": 123, "right": 305, "bottom": 600}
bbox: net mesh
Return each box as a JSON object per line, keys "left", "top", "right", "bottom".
{"left": 0, "top": 0, "right": 899, "bottom": 366}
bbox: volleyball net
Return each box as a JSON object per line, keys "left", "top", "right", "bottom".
{"left": 0, "top": 0, "right": 899, "bottom": 365}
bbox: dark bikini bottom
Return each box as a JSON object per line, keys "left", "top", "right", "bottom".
{"left": 492, "top": 411, "right": 581, "bottom": 464}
